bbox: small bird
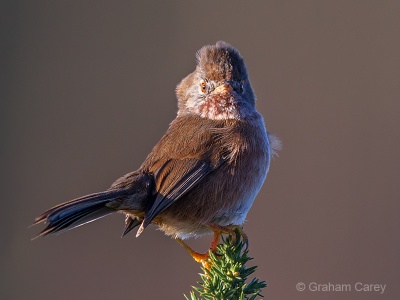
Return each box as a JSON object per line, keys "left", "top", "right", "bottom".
{"left": 33, "top": 41, "right": 280, "bottom": 264}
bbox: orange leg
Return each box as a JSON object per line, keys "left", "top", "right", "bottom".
{"left": 176, "top": 231, "right": 222, "bottom": 268}
{"left": 208, "top": 224, "right": 248, "bottom": 247}
{"left": 175, "top": 225, "right": 248, "bottom": 267}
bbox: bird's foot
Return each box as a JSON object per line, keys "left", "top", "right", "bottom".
{"left": 208, "top": 224, "right": 248, "bottom": 249}
{"left": 176, "top": 226, "right": 248, "bottom": 268}
{"left": 176, "top": 238, "right": 213, "bottom": 269}
{"left": 176, "top": 230, "right": 223, "bottom": 269}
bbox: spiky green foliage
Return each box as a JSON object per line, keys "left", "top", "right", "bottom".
{"left": 185, "top": 230, "right": 266, "bottom": 300}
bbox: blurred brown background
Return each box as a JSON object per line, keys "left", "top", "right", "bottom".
{"left": 1, "top": 1, "right": 399, "bottom": 299}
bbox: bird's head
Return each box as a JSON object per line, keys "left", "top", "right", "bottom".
{"left": 176, "top": 41, "right": 256, "bottom": 120}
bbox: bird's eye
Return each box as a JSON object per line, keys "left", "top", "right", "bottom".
{"left": 200, "top": 81, "right": 207, "bottom": 93}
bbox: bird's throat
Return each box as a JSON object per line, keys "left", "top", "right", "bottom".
{"left": 195, "top": 94, "right": 244, "bottom": 120}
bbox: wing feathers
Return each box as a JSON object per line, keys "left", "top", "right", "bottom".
{"left": 137, "top": 160, "right": 213, "bottom": 235}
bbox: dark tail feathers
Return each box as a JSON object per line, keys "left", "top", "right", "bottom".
{"left": 33, "top": 190, "right": 123, "bottom": 239}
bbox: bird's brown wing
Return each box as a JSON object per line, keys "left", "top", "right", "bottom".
{"left": 135, "top": 115, "right": 233, "bottom": 236}
{"left": 139, "top": 158, "right": 214, "bottom": 233}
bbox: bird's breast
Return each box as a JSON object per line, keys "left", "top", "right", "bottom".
{"left": 211, "top": 127, "right": 270, "bottom": 226}
{"left": 158, "top": 113, "right": 270, "bottom": 239}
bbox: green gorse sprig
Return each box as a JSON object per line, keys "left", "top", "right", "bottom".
{"left": 185, "top": 230, "right": 266, "bottom": 300}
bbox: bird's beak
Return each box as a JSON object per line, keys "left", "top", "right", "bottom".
{"left": 214, "top": 83, "right": 233, "bottom": 94}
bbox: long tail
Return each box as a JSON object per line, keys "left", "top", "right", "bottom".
{"left": 32, "top": 190, "right": 123, "bottom": 239}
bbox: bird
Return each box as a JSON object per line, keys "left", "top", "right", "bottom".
{"left": 33, "top": 41, "right": 280, "bottom": 264}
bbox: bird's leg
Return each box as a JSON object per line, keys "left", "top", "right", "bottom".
{"left": 175, "top": 225, "right": 248, "bottom": 268}
{"left": 175, "top": 238, "right": 207, "bottom": 263}
{"left": 208, "top": 224, "right": 248, "bottom": 248}
{"left": 209, "top": 230, "right": 222, "bottom": 252}
{"left": 175, "top": 231, "right": 222, "bottom": 269}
